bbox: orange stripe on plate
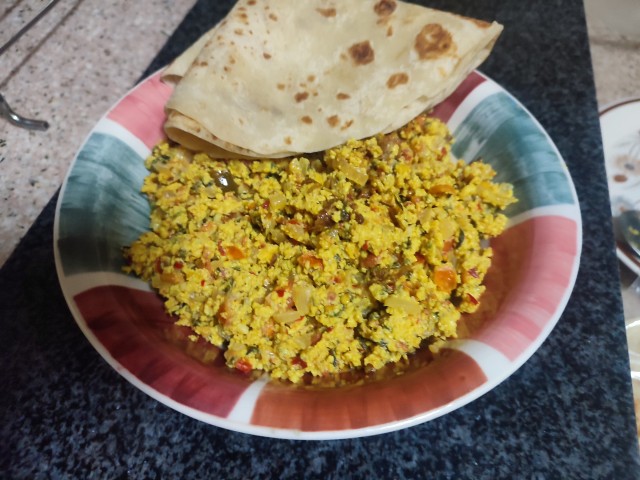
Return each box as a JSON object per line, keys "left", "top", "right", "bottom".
{"left": 251, "top": 349, "right": 486, "bottom": 431}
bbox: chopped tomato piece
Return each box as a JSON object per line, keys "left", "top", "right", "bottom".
{"left": 361, "top": 252, "right": 380, "bottom": 268}
{"left": 154, "top": 258, "right": 163, "bottom": 274}
{"left": 433, "top": 265, "right": 457, "bottom": 292}
{"left": 235, "top": 358, "right": 253, "bottom": 374}
{"left": 415, "top": 252, "right": 426, "bottom": 264}
{"left": 429, "top": 184, "right": 456, "bottom": 196}
{"left": 442, "top": 239, "right": 455, "bottom": 254}
{"left": 292, "top": 356, "right": 307, "bottom": 369}
{"left": 298, "top": 253, "right": 324, "bottom": 269}
{"left": 226, "top": 245, "right": 246, "bottom": 260}
{"left": 173, "top": 261, "right": 184, "bottom": 269}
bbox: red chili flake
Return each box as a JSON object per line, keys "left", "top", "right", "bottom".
{"left": 276, "top": 288, "right": 286, "bottom": 297}
{"left": 201, "top": 280, "right": 206, "bottom": 287}
{"left": 467, "top": 293, "right": 479, "bottom": 305}
{"left": 235, "top": 358, "right": 252, "bottom": 374}
{"left": 415, "top": 252, "right": 426, "bottom": 264}
{"left": 154, "top": 258, "right": 163, "bottom": 274}
{"left": 173, "top": 261, "right": 184, "bottom": 269}
{"left": 262, "top": 199, "right": 270, "bottom": 209}
{"left": 362, "top": 241, "right": 370, "bottom": 251}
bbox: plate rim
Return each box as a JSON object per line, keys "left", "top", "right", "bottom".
{"left": 53, "top": 68, "right": 583, "bottom": 440}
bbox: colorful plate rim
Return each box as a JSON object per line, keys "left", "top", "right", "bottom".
{"left": 54, "top": 68, "right": 582, "bottom": 440}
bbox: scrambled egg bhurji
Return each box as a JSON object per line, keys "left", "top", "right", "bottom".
{"left": 124, "top": 114, "right": 515, "bottom": 383}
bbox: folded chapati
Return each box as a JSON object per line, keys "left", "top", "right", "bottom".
{"left": 162, "top": 0, "right": 502, "bottom": 158}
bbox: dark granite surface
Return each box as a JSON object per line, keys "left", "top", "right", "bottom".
{"left": 2, "top": 0, "right": 639, "bottom": 478}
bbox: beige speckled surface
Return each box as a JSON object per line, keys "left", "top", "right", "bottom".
{"left": 0, "top": 0, "right": 197, "bottom": 266}
{"left": 0, "top": 1, "right": 639, "bottom": 266}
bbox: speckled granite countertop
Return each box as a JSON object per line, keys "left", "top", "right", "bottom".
{"left": 2, "top": 0, "right": 639, "bottom": 478}
{"left": 0, "top": 0, "right": 197, "bottom": 266}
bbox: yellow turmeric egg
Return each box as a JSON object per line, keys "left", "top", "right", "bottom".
{"left": 124, "top": 114, "right": 516, "bottom": 384}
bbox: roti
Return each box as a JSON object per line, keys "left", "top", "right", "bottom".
{"left": 162, "top": 0, "right": 502, "bottom": 158}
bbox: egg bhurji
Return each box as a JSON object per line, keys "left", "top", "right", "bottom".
{"left": 124, "top": 114, "right": 515, "bottom": 383}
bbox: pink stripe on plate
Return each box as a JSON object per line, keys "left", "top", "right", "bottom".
{"left": 74, "top": 285, "right": 250, "bottom": 417}
{"left": 106, "top": 71, "right": 173, "bottom": 149}
{"left": 430, "top": 71, "right": 486, "bottom": 123}
{"left": 458, "top": 216, "right": 579, "bottom": 361}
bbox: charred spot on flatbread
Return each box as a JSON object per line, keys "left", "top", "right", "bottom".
{"left": 336, "top": 92, "right": 350, "bottom": 100}
{"left": 327, "top": 115, "right": 340, "bottom": 127}
{"left": 316, "top": 8, "right": 337, "bottom": 17}
{"left": 374, "top": 0, "right": 397, "bottom": 17}
{"left": 295, "top": 92, "right": 309, "bottom": 102}
{"left": 415, "top": 24, "right": 456, "bottom": 60}
{"left": 301, "top": 115, "right": 313, "bottom": 124}
{"left": 387, "top": 72, "right": 409, "bottom": 89}
{"left": 348, "top": 41, "right": 375, "bottom": 65}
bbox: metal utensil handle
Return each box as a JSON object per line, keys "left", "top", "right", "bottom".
{"left": 0, "top": 94, "right": 49, "bottom": 131}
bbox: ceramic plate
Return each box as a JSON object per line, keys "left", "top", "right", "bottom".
{"left": 54, "top": 70, "right": 582, "bottom": 440}
{"left": 600, "top": 98, "right": 640, "bottom": 276}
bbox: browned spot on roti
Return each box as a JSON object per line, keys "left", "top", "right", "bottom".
{"left": 229, "top": 56, "right": 236, "bottom": 64}
{"left": 336, "top": 92, "right": 350, "bottom": 100}
{"left": 387, "top": 72, "right": 409, "bottom": 88}
{"left": 284, "top": 136, "right": 292, "bottom": 145}
{"left": 269, "top": 13, "right": 278, "bottom": 21}
{"left": 277, "top": 83, "right": 285, "bottom": 90}
{"left": 387, "top": 25, "right": 394, "bottom": 37}
{"left": 471, "top": 18, "right": 491, "bottom": 28}
{"left": 415, "top": 24, "right": 455, "bottom": 60}
{"left": 374, "top": 0, "right": 397, "bottom": 16}
{"left": 247, "top": 0, "right": 256, "bottom": 5}
{"left": 348, "top": 41, "right": 375, "bottom": 65}
{"left": 194, "top": 60, "right": 209, "bottom": 67}
{"left": 316, "top": 7, "right": 337, "bottom": 17}
{"left": 263, "top": 52, "right": 272, "bottom": 59}
{"left": 295, "top": 92, "right": 309, "bottom": 102}
{"left": 307, "top": 74, "right": 316, "bottom": 82}
{"left": 301, "top": 116, "right": 313, "bottom": 124}
{"left": 341, "top": 119, "right": 354, "bottom": 130}
{"left": 327, "top": 115, "right": 340, "bottom": 127}
{"left": 234, "top": 28, "right": 244, "bottom": 35}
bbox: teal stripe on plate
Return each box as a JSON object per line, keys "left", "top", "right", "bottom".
{"left": 58, "top": 133, "right": 150, "bottom": 275}
{"left": 452, "top": 92, "right": 575, "bottom": 217}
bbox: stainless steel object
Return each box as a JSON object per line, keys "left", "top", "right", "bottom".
{"left": 0, "top": 0, "right": 61, "bottom": 131}
{"left": 0, "top": 93, "right": 49, "bottom": 131}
